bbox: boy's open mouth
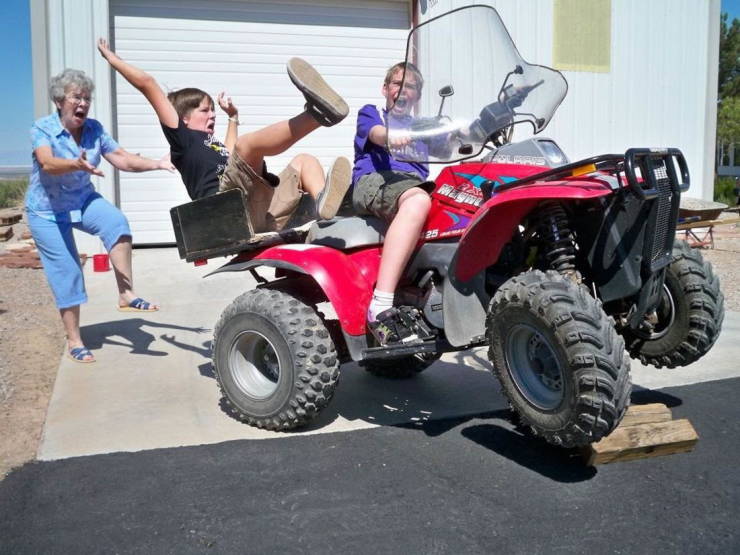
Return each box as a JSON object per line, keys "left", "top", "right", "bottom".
{"left": 394, "top": 97, "right": 408, "bottom": 110}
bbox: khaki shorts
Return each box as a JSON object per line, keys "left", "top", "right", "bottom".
{"left": 352, "top": 171, "right": 432, "bottom": 222}
{"left": 219, "top": 151, "right": 302, "bottom": 233}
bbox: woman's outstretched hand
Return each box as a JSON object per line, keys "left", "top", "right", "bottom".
{"left": 217, "top": 92, "right": 238, "bottom": 118}
{"left": 77, "top": 150, "right": 104, "bottom": 177}
{"left": 158, "top": 152, "right": 176, "bottom": 173}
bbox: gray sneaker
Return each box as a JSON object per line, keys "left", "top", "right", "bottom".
{"left": 317, "top": 157, "right": 351, "bottom": 220}
{"left": 287, "top": 57, "right": 349, "bottom": 127}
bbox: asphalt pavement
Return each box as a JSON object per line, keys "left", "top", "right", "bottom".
{"left": 1, "top": 247, "right": 739, "bottom": 554}
{"left": 1, "top": 379, "right": 738, "bottom": 554}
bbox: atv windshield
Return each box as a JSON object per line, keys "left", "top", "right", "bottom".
{"left": 386, "top": 4, "right": 567, "bottom": 164}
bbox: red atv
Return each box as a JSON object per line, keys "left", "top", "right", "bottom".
{"left": 171, "top": 5, "right": 724, "bottom": 447}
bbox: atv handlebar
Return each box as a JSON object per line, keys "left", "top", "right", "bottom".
{"left": 470, "top": 79, "right": 545, "bottom": 144}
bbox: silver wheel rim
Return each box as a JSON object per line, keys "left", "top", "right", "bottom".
{"left": 645, "top": 283, "right": 676, "bottom": 340}
{"left": 228, "top": 330, "right": 281, "bottom": 399}
{"left": 505, "top": 323, "right": 563, "bottom": 410}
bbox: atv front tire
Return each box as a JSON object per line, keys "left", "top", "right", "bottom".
{"left": 486, "top": 270, "right": 631, "bottom": 448}
{"left": 622, "top": 240, "right": 724, "bottom": 368}
{"left": 213, "top": 288, "right": 339, "bottom": 430}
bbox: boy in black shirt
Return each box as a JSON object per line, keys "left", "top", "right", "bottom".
{"left": 98, "top": 39, "right": 350, "bottom": 231}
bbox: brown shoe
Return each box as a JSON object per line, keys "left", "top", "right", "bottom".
{"left": 317, "top": 157, "right": 351, "bottom": 220}
{"left": 287, "top": 57, "right": 349, "bottom": 127}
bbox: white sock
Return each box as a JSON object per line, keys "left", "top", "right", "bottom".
{"left": 367, "top": 289, "right": 394, "bottom": 322}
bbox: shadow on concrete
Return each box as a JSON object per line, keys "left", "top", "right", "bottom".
{"left": 198, "top": 362, "right": 215, "bottom": 379}
{"left": 310, "top": 360, "right": 503, "bottom": 433}
{"left": 160, "top": 335, "right": 212, "bottom": 359}
{"left": 81, "top": 318, "right": 208, "bottom": 357}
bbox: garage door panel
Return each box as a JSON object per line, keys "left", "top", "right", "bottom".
{"left": 115, "top": 0, "right": 409, "bottom": 29}
{"left": 113, "top": 0, "right": 409, "bottom": 244}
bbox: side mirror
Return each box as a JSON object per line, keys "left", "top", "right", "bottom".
{"left": 437, "top": 85, "right": 454, "bottom": 117}
{"left": 439, "top": 85, "right": 454, "bottom": 97}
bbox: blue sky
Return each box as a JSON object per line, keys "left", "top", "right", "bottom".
{"left": 0, "top": 0, "right": 32, "bottom": 166}
{"left": 0, "top": 0, "right": 739, "bottom": 166}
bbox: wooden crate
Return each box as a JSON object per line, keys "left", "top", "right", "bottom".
{"left": 583, "top": 403, "right": 698, "bottom": 466}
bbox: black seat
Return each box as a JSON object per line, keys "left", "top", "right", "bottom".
{"left": 306, "top": 216, "right": 388, "bottom": 249}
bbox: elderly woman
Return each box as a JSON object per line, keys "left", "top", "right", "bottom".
{"left": 28, "top": 68, "right": 174, "bottom": 363}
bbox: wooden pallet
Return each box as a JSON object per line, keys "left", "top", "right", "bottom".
{"left": 583, "top": 403, "right": 698, "bottom": 465}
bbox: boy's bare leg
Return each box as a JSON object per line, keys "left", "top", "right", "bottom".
{"left": 235, "top": 112, "right": 320, "bottom": 170}
{"left": 375, "top": 188, "right": 432, "bottom": 292}
{"left": 288, "top": 153, "right": 325, "bottom": 198}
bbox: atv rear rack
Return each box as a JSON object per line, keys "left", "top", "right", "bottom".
{"left": 170, "top": 188, "right": 309, "bottom": 263}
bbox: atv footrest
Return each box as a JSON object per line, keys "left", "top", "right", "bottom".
{"left": 361, "top": 338, "right": 451, "bottom": 361}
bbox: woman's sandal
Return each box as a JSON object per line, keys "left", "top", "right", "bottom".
{"left": 68, "top": 346, "right": 96, "bottom": 364}
{"left": 118, "top": 297, "right": 159, "bottom": 312}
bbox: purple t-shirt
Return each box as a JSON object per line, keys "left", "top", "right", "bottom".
{"left": 352, "top": 104, "right": 429, "bottom": 185}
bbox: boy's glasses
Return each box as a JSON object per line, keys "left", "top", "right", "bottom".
{"left": 388, "top": 80, "right": 419, "bottom": 92}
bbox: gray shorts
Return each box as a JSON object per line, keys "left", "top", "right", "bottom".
{"left": 352, "top": 171, "right": 432, "bottom": 222}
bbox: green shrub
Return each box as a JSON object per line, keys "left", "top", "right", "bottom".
{"left": 714, "top": 176, "right": 738, "bottom": 206}
{"left": 0, "top": 177, "right": 28, "bottom": 209}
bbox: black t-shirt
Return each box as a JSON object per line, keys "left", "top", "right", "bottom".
{"left": 161, "top": 120, "right": 230, "bottom": 200}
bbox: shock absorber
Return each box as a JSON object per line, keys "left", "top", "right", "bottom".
{"left": 537, "top": 201, "right": 579, "bottom": 281}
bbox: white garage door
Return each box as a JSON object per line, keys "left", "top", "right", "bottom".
{"left": 111, "top": 0, "right": 411, "bottom": 244}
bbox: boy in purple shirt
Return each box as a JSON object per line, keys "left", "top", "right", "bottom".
{"left": 352, "top": 62, "right": 433, "bottom": 345}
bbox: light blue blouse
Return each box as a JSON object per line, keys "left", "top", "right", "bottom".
{"left": 27, "top": 112, "right": 120, "bottom": 221}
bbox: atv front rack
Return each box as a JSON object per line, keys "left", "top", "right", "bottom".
{"left": 492, "top": 148, "right": 689, "bottom": 199}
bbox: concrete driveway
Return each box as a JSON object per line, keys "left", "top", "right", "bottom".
{"left": 38, "top": 247, "right": 740, "bottom": 461}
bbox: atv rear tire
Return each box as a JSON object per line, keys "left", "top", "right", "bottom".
{"left": 213, "top": 288, "right": 339, "bottom": 430}
{"left": 622, "top": 240, "right": 724, "bottom": 369}
{"left": 361, "top": 352, "right": 441, "bottom": 379}
{"left": 486, "top": 270, "right": 631, "bottom": 448}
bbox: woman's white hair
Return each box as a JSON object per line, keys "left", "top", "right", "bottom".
{"left": 49, "top": 68, "right": 95, "bottom": 103}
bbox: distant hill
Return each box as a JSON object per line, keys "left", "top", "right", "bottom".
{"left": 0, "top": 166, "right": 30, "bottom": 179}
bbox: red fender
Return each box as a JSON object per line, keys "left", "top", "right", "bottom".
{"left": 251, "top": 244, "right": 381, "bottom": 335}
{"left": 455, "top": 179, "right": 614, "bottom": 282}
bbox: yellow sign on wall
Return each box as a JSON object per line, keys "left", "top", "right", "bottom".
{"left": 553, "top": 0, "right": 611, "bottom": 73}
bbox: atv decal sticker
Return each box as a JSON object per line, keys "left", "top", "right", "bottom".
{"left": 452, "top": 172, "right": 489, "bottom": 189}
{"left": 443, "top": 210, "right": 470, "bottom": 232}
{"left": 437, "top": 184, "right": 483, "bottom": 207}
{"left": 491, "top": 154, "right": 547, "bottom": 166}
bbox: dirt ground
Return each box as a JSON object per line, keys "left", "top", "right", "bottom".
{"left": 1, "top": 214, "right": 739, "bottom": 480}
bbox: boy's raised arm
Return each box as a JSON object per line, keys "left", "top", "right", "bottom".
{"left": 97, "top": 38, "right": 179, "bottom": 129}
